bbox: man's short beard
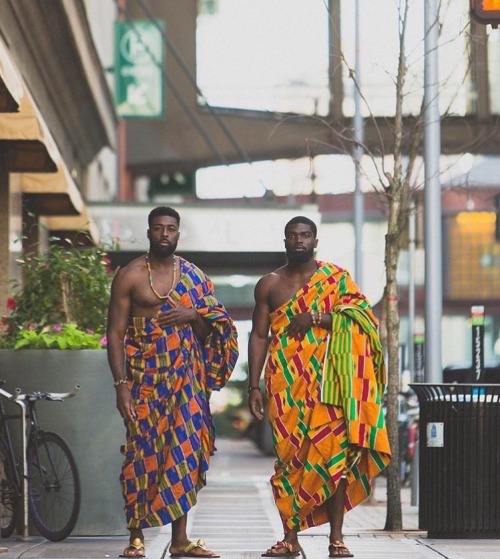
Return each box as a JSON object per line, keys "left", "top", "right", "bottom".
{"left": 286, "top": 247, "right": 315, "bottom": 265}
{"left": 149, "top": 241, "right": 177, "bottom": 257}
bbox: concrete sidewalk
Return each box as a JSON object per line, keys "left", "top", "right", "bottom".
{"left": 0, "top": 438, "right": 499, "bottom": 559}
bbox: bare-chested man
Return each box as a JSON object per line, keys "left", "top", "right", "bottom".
{"left": 248, "top": 216, "right": 391, "bottom": 558}
{"left": 107, "top": 206, "right": 238, "bottom": 558}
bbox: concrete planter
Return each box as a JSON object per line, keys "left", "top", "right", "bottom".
{"left": 0, "top": 350, "right": 127, "bottom": 536}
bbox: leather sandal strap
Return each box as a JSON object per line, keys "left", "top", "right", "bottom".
{"left": 271, "top": 541, "right": 294, "bottom": 552}
{"left": 184, "top": 539, "right": 207, "bottom": 553}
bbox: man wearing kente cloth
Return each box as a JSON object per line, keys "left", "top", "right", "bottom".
{"left": 107, "top": 207, "right": 238, "bottom": 558}
{"left": 248, "top": 216, "right": 390, "bottom": 558}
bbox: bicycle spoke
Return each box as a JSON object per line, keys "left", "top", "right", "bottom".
{"left": 28, "top": 432, "right": 80, "bottom": 541}
{"left": 0, "top": 442, "right": 19, "bottom": 538}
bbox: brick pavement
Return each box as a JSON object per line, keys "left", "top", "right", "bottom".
{"left": 1, "top": 438, "right": 499, "bottom": 559}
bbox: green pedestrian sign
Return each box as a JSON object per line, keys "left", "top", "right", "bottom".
{"left": 114, "top": 20, "right": 164, "bottom": 118}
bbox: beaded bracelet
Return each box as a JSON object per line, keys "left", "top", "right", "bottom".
{"left": 310, "top": 310, "right": 317, "bottom": 326}
{"left": 310, "top": 310, "right": 322, "bottom": 327}
{"left": 247, "top": 386, "right": 261, "bottom": 393}
{"left": 113, "top": 378, "right": 127, "bottom": 388}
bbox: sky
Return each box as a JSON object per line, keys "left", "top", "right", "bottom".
{"left": 194, "top": 0, "right": 474, "bottom": 199}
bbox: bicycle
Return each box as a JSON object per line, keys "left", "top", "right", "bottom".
{"left": 0, "top": 380, "right": 81, "bottom": 542}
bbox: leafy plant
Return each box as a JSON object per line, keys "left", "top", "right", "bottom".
{"left": 1, "top": 238, "right": 112, "bottom": 350}
{"left": 14, "top": 324, "right": 106, "bottom": 350}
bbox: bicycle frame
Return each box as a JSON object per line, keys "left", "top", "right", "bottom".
{"left": 0, "top": 387, "right": 28, "bottom": 539}
{"left": 0, "top": 384, "right": 79, "bottom": 540}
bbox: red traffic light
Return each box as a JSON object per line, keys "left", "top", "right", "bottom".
{"left": 471, "top": 0, "right": 500, "bottom": 27}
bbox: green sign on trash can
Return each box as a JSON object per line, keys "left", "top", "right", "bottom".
{"left": 114, "top": 20, "right": 164, "bottom": 118}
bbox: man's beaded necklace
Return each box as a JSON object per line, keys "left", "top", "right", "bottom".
{"left": 145, "top": 252, "right": 177, "bottom": 300}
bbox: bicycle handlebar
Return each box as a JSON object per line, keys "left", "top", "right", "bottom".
{"left": 0, "top": 383, "right": 81, "bottom": 402}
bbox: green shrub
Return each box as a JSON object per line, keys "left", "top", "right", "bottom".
{"left": 2, "top": 238, "right": 112, "bottom": 350}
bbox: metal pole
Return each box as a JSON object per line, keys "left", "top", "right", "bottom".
{"left": 353, "top": 0, "right": 364, "bottom": 288}
{"left": 424, "top": 0, "right": 443, "bottom": 382}
{"left": 12, "top": 398, "right": 29, "bottom": 540}
{"left": 408, "top": 198, "right": 416, "bottom": 379}
{"left": 408, "top": 199, "right": 418, "bottom": 506}
{"left": 411, "top": 434, "right": 419, "bottom": 506}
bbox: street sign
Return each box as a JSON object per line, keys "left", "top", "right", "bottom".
{"left": 114, "top": 20, "right": 164, "bottom": 118}
{"left": 471, "top": 305, "right": 485, "bottom": 382}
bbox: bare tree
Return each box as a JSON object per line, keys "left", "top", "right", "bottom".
{"left": 337, "top": 0, "right": 471, "bottom": 530}
{"left": 369, "top": 0, "right": 423, "bottom": 530}
{"left": 325, "top": 1, "right": 425, "bottom": 530}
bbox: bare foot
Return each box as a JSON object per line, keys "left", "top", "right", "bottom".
{"left": 120, "top": 534, "right": 145, "bottom": 558}
{"left": 261, "top": 540, "right": 301, "bottom": 557}
{"left": 328, "top": 540, "right": 353, "bottom": 558}
{"left": 169, "top": 538, "right": 220, "bottom": 558}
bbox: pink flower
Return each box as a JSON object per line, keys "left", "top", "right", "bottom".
{"left": 52, "top": 324, "right": 62, "bottom": 332}
{"left": 100, "top": 335, "right": 107, "bottom": 347}
{"left": 85, "top": 328, "right": 95, "bottom": 334}
{"left": 6, "top": 297, "right": 17, "bottom": 310}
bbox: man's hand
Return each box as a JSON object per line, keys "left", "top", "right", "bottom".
{"left": 248, "top": 388, "right": 265, "bottom": 421}
{"left": 285, "top": 311, "right": 313, "bottom": 339}
{"left": 156, "top": 303, "right": 197, "bottom": 328}
{"left": 116, "top": 384, "right": 137, "bottom": 423}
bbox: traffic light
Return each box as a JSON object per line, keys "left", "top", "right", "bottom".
{"left": 470, "top": 0, "right": 500, "bottom": 28}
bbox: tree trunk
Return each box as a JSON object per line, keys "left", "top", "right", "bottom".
{"left": 384, "top": 228, "right": 403, "bottom": 530}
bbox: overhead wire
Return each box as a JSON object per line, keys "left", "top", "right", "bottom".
{"left": 115, "top": 1, "right": 229, "bottom": 166}
{"left": 114, "top": 1, "right": 280, "bottom": 200}
{"left": 135, "top": 0, "right": 253, "bottom": 166}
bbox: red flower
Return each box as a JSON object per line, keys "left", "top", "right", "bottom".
{"left": 6, "top": 298, "right": 17, "bottom": 311}
{"left": 102, "top": 256, "right": 112, "bottom": 274}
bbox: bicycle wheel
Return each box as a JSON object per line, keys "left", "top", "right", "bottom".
{"left": 0, "top": 439, "right": 19, "bottom": 538}
{"left": 28, "top": 431, "right": 80, "bottom": 541}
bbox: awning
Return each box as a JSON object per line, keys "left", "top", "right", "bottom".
{"left": 0, "top": 89, "right": 58, "bottom": 173}
{"left": 0, "top": 39, "right": 91, "bottom": 218}
{"left": 20, "top": 164, "right": 84, "bottom": 216}
{"left": 0, "top": 38, "right": 22, "bottom": 112}
{"left": 46, "top": 206, "right": 100, "bottom": 245}
{"left": 0, "top": 54, "right": 85, "bottom": 216}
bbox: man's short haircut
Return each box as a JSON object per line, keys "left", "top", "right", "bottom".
{"left": 148, "top": 206, "right": 180, "bottom": 228}
{"left": 285, "top": 216, "right": 317, "bottom": 238}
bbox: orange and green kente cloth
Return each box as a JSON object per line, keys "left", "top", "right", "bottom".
{"left": 265, "top": 261, "right": 391, "bottom": 532}
{"left": 121, "top": 257, "right": 238, "bottom": 529}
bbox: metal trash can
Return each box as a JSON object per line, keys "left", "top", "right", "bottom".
{"left": 410, "top": 383, "right": 500, "bottom": 538}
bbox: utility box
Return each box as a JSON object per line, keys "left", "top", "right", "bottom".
{"left": 411, "top": 383, "right": 500, "bottom": 538}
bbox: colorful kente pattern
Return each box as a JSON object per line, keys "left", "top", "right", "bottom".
{"left": 121, "top": 258, "right": 238, "bottom": 529}
{"left": 265, "top": 262, "right": 391, "bottom": 532}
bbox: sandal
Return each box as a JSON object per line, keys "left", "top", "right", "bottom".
{"left": 169, "top": 538, "right": 220, "bottom": 558}
{"left": 120, "top": 537, "right": 146, "bottom": 558}
{"left": 261, "top": 540, "right": 301, "bottom": 557}
{"left": 329, "top": 540, "right": 353, "bottom": 558}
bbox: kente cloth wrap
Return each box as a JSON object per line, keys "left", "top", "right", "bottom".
{"left": 121, "top": 258, "right": 238, "bottom": 529}
{"left": 265, "top": 261, "right": 391, "bottom": 532}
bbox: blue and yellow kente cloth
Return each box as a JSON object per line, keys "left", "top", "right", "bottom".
{"left": 121, "top": 258, "right": 238, "bottom": 529}
{"left": 265, "top": 261, "right": 391, "bottom": 531}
